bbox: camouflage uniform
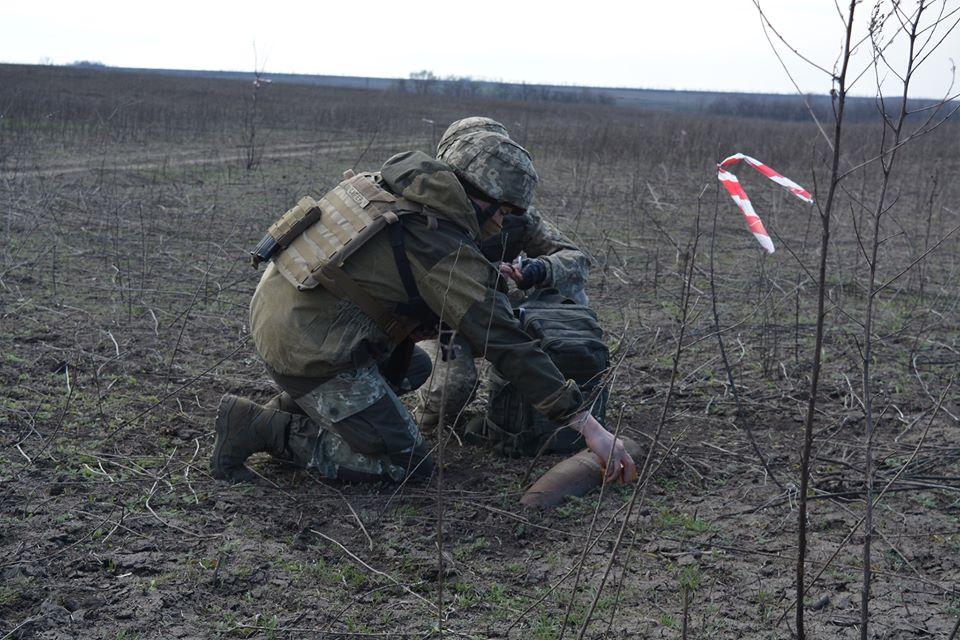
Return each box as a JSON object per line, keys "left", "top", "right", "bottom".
{"left": 479, "top": 207, "right": 591, "bottom": 303}
{"left": 233, "top": 141, "right": 583, "bottom": 482}
{"left": 418, "top": 119, "right": 593, "bottom": 429}
{"left": 440, "top": 118, "right": 592, "bottom": 300}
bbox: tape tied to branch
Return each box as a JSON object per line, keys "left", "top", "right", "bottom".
{"left": 717, "top": 153, "right": 814, "bottom": 254}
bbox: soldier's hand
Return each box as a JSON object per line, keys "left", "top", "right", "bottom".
{"left": 496, "top": 261, "right": 517, "bottom": 283}
{"left": 567, "top": 411, "right": 638, "bottom": 485}
{"left": 517, "top": 258, "right": 547, "bottom": 289}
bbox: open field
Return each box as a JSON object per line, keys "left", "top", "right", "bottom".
{"left": 1, "top": 64, "right": 959, "bottom": 639}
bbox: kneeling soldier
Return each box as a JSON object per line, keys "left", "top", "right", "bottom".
{"left": 211, "top": 132, "right": 636, "bottom": 484}
{"left": 418, "top": 117, "right": 594, "bottom": 432}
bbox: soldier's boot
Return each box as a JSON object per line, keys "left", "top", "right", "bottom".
{"left": 416, "top": 405, "right": 441, "bottom": 433}
{"left": 211, "top": 394, "right": 315, "bottom": 483}
{"left": 416, "top": 341, "right": 478, "bottom": 432}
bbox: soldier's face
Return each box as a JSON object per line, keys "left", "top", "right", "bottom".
{"left": 482, "top": 204, "right": 524, "bottom": 238}
{"left": 487, "top": 202, "right": 522, "bottom": 230}
{"left": 480, "top": 209, "right": 505, "bottom": 239}
{"left": 497, "top": 203, "right": 524, "bottom": 222}
{"left": 469, "top": 190, "right": 524, "bottom": 239}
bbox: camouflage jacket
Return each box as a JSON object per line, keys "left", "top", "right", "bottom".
{"left": 249, "top": 151, "right": 583, "bottom": 422}
{"left": 479, "top": 207, "right": 591, "bottom": 300}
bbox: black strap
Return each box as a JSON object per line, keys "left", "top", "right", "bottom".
{"left": 281, "top": 420, "right": 292, "bottom": 459}
{"left": 388, "top": 221, "right": 437, "bottom": 326}
{"left": 382, "top": 337, "right": 415, "bottom": 389}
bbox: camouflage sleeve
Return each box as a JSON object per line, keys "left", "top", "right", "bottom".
{"left": 520, "top": 207, "right": 592, "bottom": 296}
{"left": 410, "top": 242, "right": 583, "bottom": 422}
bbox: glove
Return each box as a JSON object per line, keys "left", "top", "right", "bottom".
{"left": 517, "top": 258, "right": 547, "bottom": 290}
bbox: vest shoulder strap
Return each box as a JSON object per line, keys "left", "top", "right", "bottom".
{"left": 252, "top": 171, "right": 430, "bottom": 342}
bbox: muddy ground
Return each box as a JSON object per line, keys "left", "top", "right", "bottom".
{"left": 1, "top": 66, "right": 959, "bottom": 639}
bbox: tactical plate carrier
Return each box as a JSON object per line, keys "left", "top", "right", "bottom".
{"left": 251, "top": 170, "right": 431, "bottom": 343}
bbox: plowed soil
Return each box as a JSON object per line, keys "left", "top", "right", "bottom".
{"left": 2, "top": 65, "right": 959, "bottom": 639}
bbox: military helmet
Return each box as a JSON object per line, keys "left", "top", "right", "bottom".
{"left": 437, "top": 116, "right": 509, "bottom": 157}
{"left": 438, "top": 131, "right": 538, "bottom": 211}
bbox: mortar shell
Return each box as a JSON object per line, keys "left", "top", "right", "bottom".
{"left": 520, "top": 437, "right": 643, "bottom": 509}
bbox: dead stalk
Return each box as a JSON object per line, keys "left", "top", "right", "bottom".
{"left": 793, "top": 3, "right": 857, "bottom": 636}
{"left": 859, "top": 6, "right": 928, "bottom": 635}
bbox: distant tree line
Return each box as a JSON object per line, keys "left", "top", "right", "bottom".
{"left": 70, "top": 61, "right": 107, "bottom": 68}
{"left": 701, "top": 92, "right": 954, "bottom": 123}
{"left": 395, "top": 70, "right": 615, "bottom": 105}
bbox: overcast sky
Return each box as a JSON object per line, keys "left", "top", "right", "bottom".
{"left": 2, "top": 1, "right": 958, "bottom": 98}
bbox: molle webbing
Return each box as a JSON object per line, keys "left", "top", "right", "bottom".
{"left": 272, "top": 173, "right": 405, "bottom": 289}
{"left": 257, "top": 171, "right": 425, "bottom": 343}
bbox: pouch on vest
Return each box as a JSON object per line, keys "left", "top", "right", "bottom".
{"left": 466, "top": 289, "right": 609, "bottom": 458}
{"left": 267, "top": 172, "right": 409, "bottom": 290}
{"left": 251, "top": 171, "right": 425, "bottom": 343}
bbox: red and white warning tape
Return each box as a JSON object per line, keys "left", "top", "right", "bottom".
{"left": 717, "top": 153, "right": 814, "bottom": 254}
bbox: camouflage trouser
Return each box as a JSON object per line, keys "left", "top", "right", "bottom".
{"left": 415, "top": 284, "right": 587, "bottom": 428}
{"left": 416, "top": 334, "right": 479, "bottom": 427}
{"left": 270, "top": 346, "right": 434, "bottom": 482}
